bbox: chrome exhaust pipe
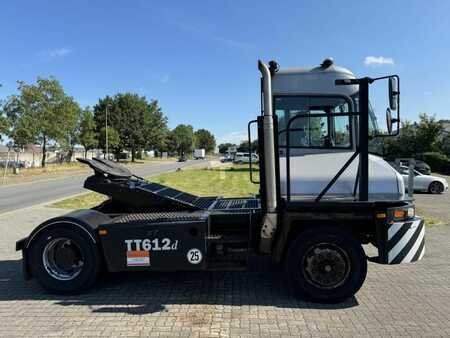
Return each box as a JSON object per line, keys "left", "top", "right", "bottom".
{"left": 258, "top": 60, "right": 278, "bottom": 253}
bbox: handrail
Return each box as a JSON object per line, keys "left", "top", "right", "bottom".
{"left": 247, "top": 119, "right": 259, "bottom": 184}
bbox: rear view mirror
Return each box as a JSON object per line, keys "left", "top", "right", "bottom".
{"left": 386, "top": 108, "right": 399, "bottom": 135}
{"left": 389, "top": 76, "right": 398, "bottom": 110}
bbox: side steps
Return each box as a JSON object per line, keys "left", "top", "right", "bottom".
{"left": 206, "top": 233, "right": 249, "bottom": 270}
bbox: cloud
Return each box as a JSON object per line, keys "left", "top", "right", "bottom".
{"left": 38, "top": 47, "right": 72, "bottom": 61}
{"left": 364, "top": 56, "right": 394, "bottom": 67}
{"left": 217, "top": 131, "right": 247, "bottom": 144}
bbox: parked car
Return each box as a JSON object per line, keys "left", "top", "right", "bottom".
{"left": 233, "top": 152, "right": 259, "bottom": 164}
{"left": 387, "top": 160, "right": 431, "bottom": 175}
{"left": 401, "top": 160, "right": 431, "bottom": 175}
{"left": 396, "top": 165, "right": 448, "bottom": 194}
{"left": 220, "top": 154, "right": 234, "bottom": 163}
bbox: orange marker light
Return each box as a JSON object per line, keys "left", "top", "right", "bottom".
{"left": 376, "top": 213, "right": 387, "bottom": 219}
{"left": 394, "top": 210, "right": 405, "bottom": 219}
{"left": 98, "top": 229, "right": 108, "bottom": 236}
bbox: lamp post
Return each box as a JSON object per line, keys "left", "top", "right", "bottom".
{"left": 105, "top": 104, "right": 109, "bottom": 159}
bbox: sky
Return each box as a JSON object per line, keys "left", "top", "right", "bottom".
{"left": 1, "top": 0, "right": 450, "bottom": 145}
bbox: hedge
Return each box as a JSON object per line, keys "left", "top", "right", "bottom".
{"left": 417, "top": 152, "right": 450, "bottom": 174}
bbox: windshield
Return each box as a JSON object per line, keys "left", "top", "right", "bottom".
{"left": 352, "top": 94, "right": 385, "bottom": 155}
{"left": 275, "top": 96, "right": 352, "bottom": 149}
{"left": 351, "top": 94, "right": 380, "bottom": 135}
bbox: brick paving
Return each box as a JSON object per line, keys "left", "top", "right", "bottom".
{"left": 0, "top": 205, "right": 449, "bottom": 337}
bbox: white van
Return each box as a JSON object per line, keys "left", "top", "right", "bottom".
{"left": 233, "top": 152, "right": 259, "bottom": 164}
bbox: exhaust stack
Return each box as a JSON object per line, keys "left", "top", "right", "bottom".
{"left": 258, "top": 60, "right": 278, "bottom": 253}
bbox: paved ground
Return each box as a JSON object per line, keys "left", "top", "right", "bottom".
{"left": 0, "top": 205, "right": 449, "bottom": 337}
{"left": 414, "top": 176, "right": 450, "bottom": 223}
{"left": 0, "top": 160, "right": 205, "bottom": 213}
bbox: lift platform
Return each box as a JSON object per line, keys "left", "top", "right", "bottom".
{"left": 78, "top": 158, "right": 260, "bottom": 212}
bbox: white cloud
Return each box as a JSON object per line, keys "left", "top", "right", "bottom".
{"left": 38, "top": 47, "right": 72, "bottom": 61}
{"left": 217, "top": 131, "right": 247, "bottom": 145}
{"left": 364, "top": 56, "right": 394, "bottom": 67}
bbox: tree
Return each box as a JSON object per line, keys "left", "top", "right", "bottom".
{"left": 79, "top": 108, "right": 98, "bottom": 158}
{"left": 218, "top": 143, "right": 236, "bottom": 154}
{"left": 0, "top": 89, "right": 7, "bottom": 140}
{"left": 415, "top": 113, "right": 443, "bottom": 153}
{"left": 194, "top": 129, "right": 216, "bottom": 153}
{"left": 0, "top": 112, "right": 9, "bottom": 142}
{"left": 441, "top": 133, "right": 450, "bottom": 158}
{"left": 94, "top": 94, "right": 168, "bottom": 161}
{"left": 169, "top": 124, "right": 194, "bottom": 155}
{"left": 0, "top": 94, "right": 8, "bottom": 141}
{"left": 237, "top": 140, "right": 258, "bottom": 152}
{"left": 98, "top": 126, "right": 120, "bottom": 154}
{"left": 2, "top": 77, "right": 80, "bottom": 167}
{"left": 383, "top": 113, "right": 444, "bottom": 159}
{"left": 59, "top": 98, "right": 82, "bottom": 162}
{"left": 144, "top": 100, "right": 169, "bottom": 152}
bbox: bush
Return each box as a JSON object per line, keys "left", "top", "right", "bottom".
{"left": 417, "top": 152, "right": 450, "bottom": 174}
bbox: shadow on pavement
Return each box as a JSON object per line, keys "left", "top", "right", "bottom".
{"left": 0, "top": 257, "right": 358, "bottom": 315}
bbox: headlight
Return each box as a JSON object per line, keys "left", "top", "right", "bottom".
{"left": 393, "top": 207, "right": 415, "bottom": 220}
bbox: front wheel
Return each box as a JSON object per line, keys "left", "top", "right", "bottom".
{"left": 428, "top": 181, "right": 444, "bottom": 194}
{"left": 286, "top": 227, "right": 367, "bottom": 303}
{"left": 28, "top": 226, "right": 102, "bottom": 294}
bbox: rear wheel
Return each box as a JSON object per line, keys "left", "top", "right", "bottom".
{"left": 428, "top": 181, "right": 444, "bottom": 194}
{"left": 286, "top": 227, "right": 367, "bottom": 303}
{"left": 28, "top": 226, "right": 101, "bottom": 294}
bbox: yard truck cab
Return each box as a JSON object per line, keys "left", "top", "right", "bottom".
{"left": 16, "top": 59, "right": 424, "bottom": 303}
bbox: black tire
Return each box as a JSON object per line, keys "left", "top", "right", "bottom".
{"left": 286, "top": 227, "right": 367, "bottom": 303}
{"left": 428, "top": 181, "right": 444, "bottom": 194}
{"left": 28, "top": 226, "right": 101, "bottom": 294}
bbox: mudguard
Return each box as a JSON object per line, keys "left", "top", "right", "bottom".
{"left": 376, "top": 216, "right": 425, "bottom": 264}
{"left": 15, "top": 209, "right": 111, "bottom": 279}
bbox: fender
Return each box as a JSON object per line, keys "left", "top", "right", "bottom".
{"left": 16, "top": 209, "right": 111, "bottom": 279}
{"left": 22, "top": 209, "right": 111, "bottom": 249}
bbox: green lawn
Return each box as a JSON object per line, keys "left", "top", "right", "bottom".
{"left": 50, "top": 164, "right": 443, "bottom": 227}
{"left": 51, "top": 165, "right": 259, "bottom": 210}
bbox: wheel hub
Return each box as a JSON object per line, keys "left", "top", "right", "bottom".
{"left": 303, "top": 243, "right": 350, "bottom": 289}
{"left": 42, "top": 238, "right": 84, "bottom": 281}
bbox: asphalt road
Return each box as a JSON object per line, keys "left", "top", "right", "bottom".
{"left": 0, "top": 160, "right": 205, "bottom": 214}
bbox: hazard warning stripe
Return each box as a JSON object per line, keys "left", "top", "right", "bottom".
{"left": 387, "top": 219, "right": 425, "bottom": 264}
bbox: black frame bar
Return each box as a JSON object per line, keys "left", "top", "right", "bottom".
{"left": 247, "top": 119, "right": 259, "bottom": 184}
{"left": 284, "top": 77, "right": 376, "bottom": 202}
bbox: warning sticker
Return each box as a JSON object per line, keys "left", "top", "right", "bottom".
{"left": 126, "top": 250, "right": 150, "bottom": 267}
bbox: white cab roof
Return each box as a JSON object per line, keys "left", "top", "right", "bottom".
{"left": 272, "top": 61, "right": 359, "bottom": 98}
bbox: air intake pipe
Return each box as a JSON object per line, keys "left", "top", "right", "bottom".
{"left": 258, "top": 60, "right": 278, "bottom": 253}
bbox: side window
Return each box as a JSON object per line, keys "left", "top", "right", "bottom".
{"left": 399, "top": 167, "right": 409, "bottom": 175}
{"left": 332, "top": 116, "right": 351, "bottom": 147}
{"left": 275, "top": 96, "right": 351, "bottom": 149}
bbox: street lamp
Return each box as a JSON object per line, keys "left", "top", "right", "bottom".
{"left": 105, "top": 104, "right": 111, "bottom": 160}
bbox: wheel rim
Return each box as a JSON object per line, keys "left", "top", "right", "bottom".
{"left": 302, "top": 243, "right": 351, "bottom": 290}
{"left": 42, "top": 237, "right": 84, "bottom": 281}
{"left": 430, "top": 182, "right": 442, "bottom": 194}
